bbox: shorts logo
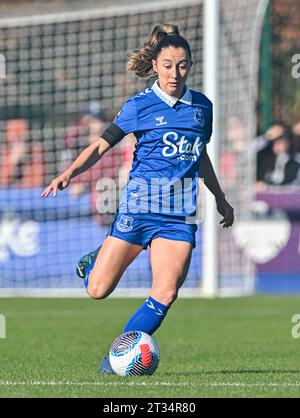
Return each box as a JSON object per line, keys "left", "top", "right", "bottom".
{"left": 193, "top": 108, "right": 205, "bottom": 127}
{"left": 116, "top": 215, "right": 134, "bottom": 232}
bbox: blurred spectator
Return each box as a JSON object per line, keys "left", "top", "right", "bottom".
{"left": 255, "top": 122, "right": 291, "bottom": 186}
{"left": 60, "top": 101, "right": 109, "bottom": 197}
{"left": 256, "top": 131, "right": 299, "bottom": 190}
{"left": 0, "top": 119, "right": 45, "bottom": 187}
{"left": 292, "top": 121, "right": 300, "bottom": 161}
{"left": 254, "top": 122, "right": 290, "bottom": 158}
{"left": 219, "top": 116, "right": 246, "bottom": 188}
{"left": 60, "top": 101, "right": 135, "bottom": 224}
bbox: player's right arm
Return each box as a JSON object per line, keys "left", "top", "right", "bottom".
{"left": 42, "top": 97, "right": 136, "bottom": 198}
{"left": 41, "top": 138, "right": 111, "bottom": 197}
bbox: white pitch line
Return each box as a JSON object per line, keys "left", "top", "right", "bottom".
{"left": 1, "top": 381, "right": 300, "bottom": 388}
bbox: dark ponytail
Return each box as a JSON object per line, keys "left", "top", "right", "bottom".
{"left": 127, "top": 23, "right": 191, "bottom": 80}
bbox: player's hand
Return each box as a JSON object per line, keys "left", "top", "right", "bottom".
{"left": 41, "top": 172, "right": 71, "bottom": 198}
{"left": 215, "top": 195, "right": 234, "bottom": 228}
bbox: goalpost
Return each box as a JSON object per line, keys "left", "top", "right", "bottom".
{"left": 0, "top": 0, "right": 268, "bottom": 297}
{"left": 202, "top": 0, "right": 269, "bottom": 297}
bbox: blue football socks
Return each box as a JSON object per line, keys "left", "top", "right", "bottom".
{"left": 123, "top": 296, "right": 170, "bottom": 335}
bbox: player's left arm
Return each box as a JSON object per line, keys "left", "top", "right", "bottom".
{"left": 200, "top": 145, "right": 234, "bottom": 228}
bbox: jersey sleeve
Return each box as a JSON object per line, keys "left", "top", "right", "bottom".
{"left": 205, "top": 103, "right": 213, "bottom": 143}
{"left": 113, "top": 98, "right": 137, "bottom": 135}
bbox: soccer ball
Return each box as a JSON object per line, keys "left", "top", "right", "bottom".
{"left": 109, "top": 331, "right": 160, "bottom": 376}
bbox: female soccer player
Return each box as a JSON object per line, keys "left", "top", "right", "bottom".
{"left": 42, "top": 23, "right": 234, "bottom": 374}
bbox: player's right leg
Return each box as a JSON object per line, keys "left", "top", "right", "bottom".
{"left": 85, "top": 236, "right": 144, "bottom": 300}
{"left": 83, "top": 236, "right": 143, "bottom": 375}
{"left": 76, "top": 246, "right": 101, "bottom": 279}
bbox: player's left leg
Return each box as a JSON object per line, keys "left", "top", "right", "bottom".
{"left": 123, "top": 238, "right": 193, "bottom": 335}
{"left": 100, "top": 238, "right": 193, "bottom": 375}
{"left": 149, "top": 237, "right": 193, "bottom": 305}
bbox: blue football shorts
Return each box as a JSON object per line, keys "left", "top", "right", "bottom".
{"left": 106, "top": 210, "right": 198, "bottom": 249}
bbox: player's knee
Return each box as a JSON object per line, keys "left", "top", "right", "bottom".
{"left": 151, "top": 287, "right": 178, "bottom": 306}
{"left": 163, "top": 289, "right": 178, "bottom": 306}
{"left": 86, "top": 283, "right": 111, "bottom": 300}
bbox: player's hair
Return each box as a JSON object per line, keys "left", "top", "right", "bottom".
{"left": 127, "top": 23, "right": 192, "bottom": 79}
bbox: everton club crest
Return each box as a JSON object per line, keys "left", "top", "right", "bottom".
{"left": 116, "top": 215, "right": 134, "bottom": 232}
{"left": 193, "top": 108, "right": 205, "bottom": 127}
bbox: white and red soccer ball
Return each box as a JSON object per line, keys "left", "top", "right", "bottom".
{"left": 109, "top": 331, "right": 160, "bottom": 376}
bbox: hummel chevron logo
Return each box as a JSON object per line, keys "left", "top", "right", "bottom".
{"left": 155, "top": 116, "right": 167, "bottom": 126}
{"left": 146, "top": 300, "right": 165, "bottom": 316}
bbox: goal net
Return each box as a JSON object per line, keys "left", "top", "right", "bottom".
{"left": 0, "top": 0, "right": 268, "bottom": 297}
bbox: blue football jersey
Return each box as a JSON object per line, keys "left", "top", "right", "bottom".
{"left": 114, "top": 80, "right": 213, "bottom": 216}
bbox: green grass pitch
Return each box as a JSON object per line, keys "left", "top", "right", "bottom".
{"left": 0, "top": 296, "right": 300, "bottom": 398}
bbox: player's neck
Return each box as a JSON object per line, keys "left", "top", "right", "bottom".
{"left": 157, "top": 81, "right": 186, "bottom": 100}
